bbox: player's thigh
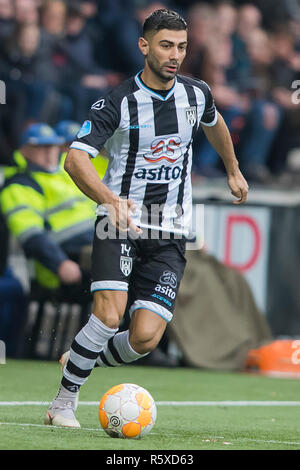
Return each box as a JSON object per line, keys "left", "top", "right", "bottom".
{"left": 128, "top": 238, "right": 186, "bottom": 324}
{"left": 93, "top": 290, "right": 128, "bottom": 328}
{"left": 129, "top": 308, "right": 168, "bottom": 350}
{"left": 91, "top": 216, "right": 137, "bottom": 327}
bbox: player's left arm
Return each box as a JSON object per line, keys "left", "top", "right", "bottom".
{"left": 201, "top": 112, "right": 249, "bottom": 204}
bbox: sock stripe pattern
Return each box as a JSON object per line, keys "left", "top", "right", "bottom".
{"left": 98, "top": 350, "right": 112, "bottom": 367}
{"left": 101, "top": 337, "right": 126, "bottom": 367}
{"left": 107, "top": 337, "right": 124, "bottom": 365}
{"left": 96, "top": 330, "right": 149, "bottom": 367}
{"left": 61, "top": 376, "right": 81, "bottom": 392}
{"left": 71, "top": 339, "right": 99, "bottom": 360}
{"left": 66, "top": 360, "right": 92, "bottom": 378}
{"left": 62, "top": 314, "right": 118, "bottom": 388}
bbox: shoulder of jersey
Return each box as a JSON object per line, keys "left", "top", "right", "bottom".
{"left": 106, "top": 76, "right": 138, "bottom": 102}
{"left": 177, "top": 74, "right": 210, "bottom": 91}
{"left": 90, "top": 77, "right": 138, "bottom": 113}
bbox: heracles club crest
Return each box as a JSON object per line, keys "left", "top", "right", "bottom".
{"left": 120, "top": 256, "right": 132, "bottom": 276}
{"left": 185, "top": 106, "right": 197, "bottom": 126}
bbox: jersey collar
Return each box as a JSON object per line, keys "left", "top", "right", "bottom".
{"left": 135, "top": 71, "right": 177, "bottom": 101}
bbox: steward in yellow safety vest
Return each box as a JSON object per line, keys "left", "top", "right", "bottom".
{"left": 0, "top": 123, "right": 98, "bottom": 290}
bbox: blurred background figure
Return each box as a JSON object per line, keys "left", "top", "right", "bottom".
{"left": 0, "top": 0, "right": 300, "bottom": 361}
{"left": 0, "top": 21, "right": 59, "bottom": 162}
{"left": 0, "top": 0, "right": 15, "bottom": 40}
{"left": 55, "top": 119, "right": 81, "bottom": 155}
{"left": 268, "top": 28, "right": 300, "bottom": 177}
{"left": 55, "top": 119, "right": 109, "bottom": 178}
{"left": 190, "top": 2, "right": 287, "bottom": 182}
{"left": 40, "top": 0, "right": 67, "bottom": 38}
{"left": 15, "top": 0, "right": 40, "bottom": 27}
{"left": 53, "top": 1, "right": 122, "bottom": 122}
{"left": 0, "top": 0, "right": 299, "bottom": 178}
{"left": 0, "top": 123, "right": 96, "bottom": 292}
{"left": 103, "top": 0, "right": 168, "bottom": 76}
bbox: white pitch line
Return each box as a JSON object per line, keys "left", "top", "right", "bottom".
{"left": 157, "top": 401, "right": 300, "bottom": 406}
{"left": 0, "top": 422, "right": 300, "bottom": 447}
{"left": 0, "top": 401, "right": 300, "bottom": 406}
{"left": 0, "top": 421, "right": 101, "bottom": 432}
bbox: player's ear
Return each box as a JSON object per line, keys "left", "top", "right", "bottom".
{"left": 138, "top": 37, "right": 149, "bottom": 57}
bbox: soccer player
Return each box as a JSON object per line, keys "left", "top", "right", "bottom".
{"left": 45, "top": 8, "right": 248, "bottom": 428}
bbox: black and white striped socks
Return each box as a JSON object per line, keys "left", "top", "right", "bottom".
{"left": 96, "top": 330, "right": 149, "bottom": 367}
{"left": 61, "top": 314, "right": 118, "bottom": 392}
{"left": 58, "top": 315, "right": 149, "bottom": 397}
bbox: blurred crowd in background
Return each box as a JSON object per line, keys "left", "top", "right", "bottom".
{"left": 0, "top": 0, "right": 300, "bottom": 184}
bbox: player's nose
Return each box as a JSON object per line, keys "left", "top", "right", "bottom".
{"left": 169, "top": 47, "right": 180, "bottom": 61}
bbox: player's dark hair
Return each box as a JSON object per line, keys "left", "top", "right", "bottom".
{"left": 143, "top": 9, "right": 187, "bottom": 38}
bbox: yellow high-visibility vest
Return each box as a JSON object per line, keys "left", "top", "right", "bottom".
{"left": 0, "top": 155, "right": 98, "bottom": 289}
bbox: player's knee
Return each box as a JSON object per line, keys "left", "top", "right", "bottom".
{"left": 93, "top": 291, "right": 125, "bottom": 329}
{"left": 98, "top": 311, "right": 121, "bottom": 329}
{"left": 93, "top": 305, "right": 121, "bottom": 329}
{"left": 130, "top": 332, "right": 161, "bottom": 355}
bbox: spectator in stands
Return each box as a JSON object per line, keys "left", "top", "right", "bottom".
{"left": 270, "top": 29, "right": 300, "bottom": 102}
{"left": 220, "top": 1, "right": 252, "bottom": 89}
{"left": 54, "top": 1, "right": 122, "bottom": 122}
{"left": 96, "top": 0, "right": 137, "bottom": 30}
{"left": 78, "top": 0, "right": 100, "bottom": 44}
{"left": 0, "top": 0, "right": 298, "bottom": 186}
{"left": 104, "top": 0, "right": 167, "bottom": 76}
{"left": 0, "top": 0, "right": 15, "bottom": 40}
{"left": 80, "top": 0, "right": 98, "bottom": 21}
{"left": 192, "top": 35, "right": 247, "bottom": 177}
{"left": 0, "top": 22, "right": 59, "bottom": 154}
{"left": 0, "top": 123, "right": 96, "bottom": 291}
{"left": 40, "top": 0, "right": 66, "bottom": 38}
{"left": 186, "top": 3, "right": 246, "bottom": 177}
{"left": 55, "top": 120, "right": 81, "bottom": 156}
{"left": 0, "top": 22, "right": 58, "bottom": 85}
{"left": 236, "top": 3, "right": 262, "bottom": 43}
{"left": 15, "top": 0, "right": 40, "bottom": 26}
{"left": 236, "top": 27, "right": 282, "bottom": 182}
{"left": 180, "top": 3, "right": 212, "bottom": 77}
{"left": 189, "top": 2, "right": 282, "bottom": 182}
{"left": 267, "top": 28, "right": 300, "bottom": 176}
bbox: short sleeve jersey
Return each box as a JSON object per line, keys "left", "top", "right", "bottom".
{"left": 71, "top": 72, "right": 217, "bottom": 235}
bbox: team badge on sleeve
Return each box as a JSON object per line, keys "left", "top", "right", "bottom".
{"left": 77, "top": 120, "right": 92, "bottom": 138}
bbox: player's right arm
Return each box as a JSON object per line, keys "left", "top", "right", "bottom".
{"left": 64, "top": 148, "right": 141, "bottom": 234}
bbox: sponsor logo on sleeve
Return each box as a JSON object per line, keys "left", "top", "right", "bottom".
{"left": 91, "top": 99, "right": 106, "bottom": 111}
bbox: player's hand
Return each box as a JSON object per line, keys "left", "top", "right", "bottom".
{"left": 227, "top": 170, "right": 249, "bottom": 205}
{"left": 58, "top": 260, "right": 82, "bottom": 284}
{"left": 108, "top": 196, "right": 142, "bottom": 234}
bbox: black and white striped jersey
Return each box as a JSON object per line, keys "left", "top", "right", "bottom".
{"left": 70, "top": 71, "right": 218, "bottom": 236}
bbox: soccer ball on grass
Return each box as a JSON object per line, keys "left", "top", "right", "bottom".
{"left": 99, "top": 383, "right": 157, "bottom": 439}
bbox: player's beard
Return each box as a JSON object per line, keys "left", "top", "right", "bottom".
{"left": 146, "top": 52, "right": 179, "bottom": 84}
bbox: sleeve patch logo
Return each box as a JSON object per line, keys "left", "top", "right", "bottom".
{"left": 91, "top": 99, "right": 106, "bottom": 111}
{"left": 77, "top": 120, "right": 92, "bottom": 138}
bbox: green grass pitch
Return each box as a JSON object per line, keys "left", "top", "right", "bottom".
{"left": 0, "top": 359, "right": 300, "bottom": 450}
